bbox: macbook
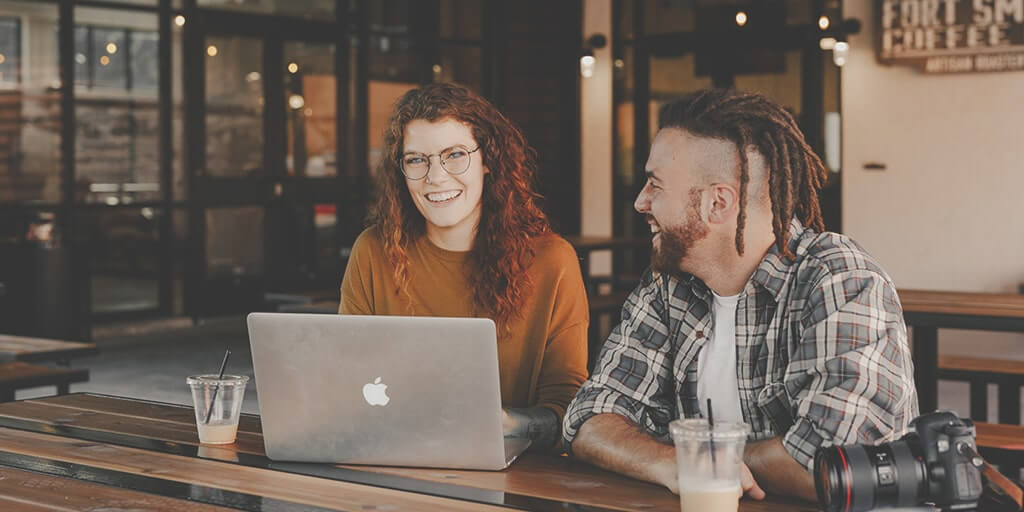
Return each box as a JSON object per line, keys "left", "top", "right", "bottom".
{"left": 247, "top": 312, "right": 530, "bottom": 470}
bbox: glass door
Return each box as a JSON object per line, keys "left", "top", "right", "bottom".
{"left": 185, "top": 8, "right": 343, "bottom": 316}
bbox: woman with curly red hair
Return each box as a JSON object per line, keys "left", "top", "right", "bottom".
{"left": 339, "top": 82, "right": 588, "bottom": 450}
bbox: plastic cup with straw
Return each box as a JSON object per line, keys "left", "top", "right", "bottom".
{"left": 670, "top": 400, "right": 750, "bottom": 511}
{"left": 187, "top": 348, "right": 248, "bottom": 444}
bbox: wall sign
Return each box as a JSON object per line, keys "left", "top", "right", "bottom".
{"left": 878, "top": 0, "right": 1024, "bottom": 73}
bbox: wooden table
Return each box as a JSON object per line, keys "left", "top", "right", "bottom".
{"left": 0, "top": 394, "right": 816, "bottom": 512}
{"left": 898, "top": 289, "right": 1024, "bottom": 417}
{"left": 0, "top": 334, "right": 97, "bottom": 365}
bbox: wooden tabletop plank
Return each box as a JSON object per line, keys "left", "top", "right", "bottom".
{"left": 898, "top": 289, "right": 1024, "bottom": 319}
{"left": 0, "top": 400, "right": 267, "bottom": 454}
{"left": 347, "top": 454, "right": 816, "bottom": 512}
{"left": 31, "top": 393, "right": 263, "bottom": 434}
{"left": 0, "top": 335, "right": 97, "bottom": 362}
{"left": 0, "top": 427, "right": 510, "bottom": 512}
{"left": 0, "top": 394, "right": 815, "bottom": 512}
{"left": 0, "top": 465, "right": 234, "bottom": 511}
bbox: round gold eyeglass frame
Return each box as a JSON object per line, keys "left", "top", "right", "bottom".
{"left": 400, "top": 145, "right": 481, "bottom": 180}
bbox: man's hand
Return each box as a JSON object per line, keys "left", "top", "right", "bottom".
{"left": 744, "top": 438, "right": 816, "bottom": 501}
{"left": 655, "top": 460, "right": 763, "bottom": 500}
{"left": 741, "top": 462, "right": 766, "bottom": 499}
{"left": 572, "top": 414, "right": 765, "bottom": 500}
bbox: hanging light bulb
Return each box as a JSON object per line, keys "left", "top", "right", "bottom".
{"left": 580, "top": 53, "right": 596, "bottom": 78}
{"left": 833, "top": 41, "right": 850, "bottom": 66}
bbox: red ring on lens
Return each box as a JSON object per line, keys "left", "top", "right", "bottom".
{"left": 836, "top": 446, "right": 852, "bottom": 512}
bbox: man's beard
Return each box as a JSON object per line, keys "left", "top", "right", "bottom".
{"left": 650, "top": 191, "right": 709, "bottom": 274}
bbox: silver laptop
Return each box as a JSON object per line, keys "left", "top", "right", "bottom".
{"left": 246, "top": 312, "right": 530, "bottom": 470}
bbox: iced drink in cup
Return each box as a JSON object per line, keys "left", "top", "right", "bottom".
{"left": 669, "top": 418, "right": 750, "bottom": 512}
{"left": 187, "top": 374, "right": 248, "bottom": 444}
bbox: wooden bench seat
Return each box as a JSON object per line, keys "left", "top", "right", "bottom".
{"left": 0, "top": 362, "right": 89, "bottom": 402}
{"left": 0, "top": 334, "right": 97, "bottom": 365}
{"left": 938, "top": 355, "right": 1024, "bottom": 424}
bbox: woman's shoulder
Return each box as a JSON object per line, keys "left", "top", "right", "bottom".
{"left": 351, "top": 226, "right": 387, "bottom": 257}
{"left": 528, "top": 232, "right": 580, "bottom": 269}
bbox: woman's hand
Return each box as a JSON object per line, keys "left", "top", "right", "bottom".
{"left": 502, "top": 407, "right": 561, "bottom": 450}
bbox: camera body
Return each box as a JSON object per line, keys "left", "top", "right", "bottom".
{"left": 814, "top": 411, "right": 984, "bottom": 512}
{"left": 910, "top": 411, "right": 983, "bottom": 508}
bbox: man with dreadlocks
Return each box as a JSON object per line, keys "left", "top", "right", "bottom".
{"left": 563, "top": 88, "right": 918, "bottom": 500}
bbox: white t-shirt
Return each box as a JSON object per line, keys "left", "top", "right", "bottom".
{"left": 696, "top": 291, "right": 744, "bottom": 423}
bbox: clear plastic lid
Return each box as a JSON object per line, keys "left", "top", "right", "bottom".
{"left": 186, "top": 374, "right": 249, "bottom": 387}
{"left": 669, "top": 418, "right": 750, "bottom": 441}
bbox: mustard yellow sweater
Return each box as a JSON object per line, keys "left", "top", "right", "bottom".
{"left": 339, "top": 227, "right": 589, "bottom": 420}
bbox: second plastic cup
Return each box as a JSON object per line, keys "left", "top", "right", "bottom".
{"left": 669, "top": 418, "right": 750, "bottom": 512}
{"left": 187, "top": 374, "right": 248, "bottom": 444}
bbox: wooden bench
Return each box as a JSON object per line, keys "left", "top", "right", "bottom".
{"left": 0, "top": 334, "right": 97, "bottom": 366}
{"left": 0, "top": 362, "right": 89, "bottom": 402}
{"left": 938, "top": 355, "right": 1024, "bottom": 425}
{"left": 975, "top": 421, "right": 1024, "bottom": 478}
{"left": 899, "top": 289, "right": 1024, "bottom": 416}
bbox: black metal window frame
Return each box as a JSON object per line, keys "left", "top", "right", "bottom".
{"left": 0, "top": 16, "right": 21, "bottom": 85}
{"left": 72, "top": 23, "right": 162, "bottom": 92}
{"left": 0, "top": 0, "right": 497, "bottom": 335}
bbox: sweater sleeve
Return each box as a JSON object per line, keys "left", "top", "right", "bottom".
{"left": 339, "top": 230, "right": 376, "bottom": 315}
{"left": 533, "top": 239, "right": 590, "bottom": 421}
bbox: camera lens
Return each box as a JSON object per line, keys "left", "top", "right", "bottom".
{"left": 814, "top": 441, "right": 928, "bottom": 512}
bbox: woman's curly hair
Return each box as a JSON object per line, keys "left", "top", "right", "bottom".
{"left": 369, "top": 82, "right": 550, "bottom": 324}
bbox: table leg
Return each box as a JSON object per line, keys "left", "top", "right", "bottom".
{"left": 913, "top": 326, "right": 938, "bottom": 413}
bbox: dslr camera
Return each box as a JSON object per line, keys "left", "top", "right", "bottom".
{"left": 814, "top": 411, "right": 984, "bottom": 512}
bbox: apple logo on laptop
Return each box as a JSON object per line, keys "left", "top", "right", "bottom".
{"left": 362, "top": 377, "right": 390, "bottom": 406}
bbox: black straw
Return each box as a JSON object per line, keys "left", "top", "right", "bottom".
{"left": 203, "top": 349, "right": 231, "bottom": 425}
{"left": 707, "top": 398, "right": 718, "bottom": 476}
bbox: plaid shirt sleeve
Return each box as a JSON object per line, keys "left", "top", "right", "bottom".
{"left": 781, "top": 267, "right": 919, "bottom": 471}
{"left": 562, "top": 271, "right": 679, "bottom": 450}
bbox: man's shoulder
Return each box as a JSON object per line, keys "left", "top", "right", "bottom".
{"left": 792, "top": 230, "right": 891, "bottom": 281}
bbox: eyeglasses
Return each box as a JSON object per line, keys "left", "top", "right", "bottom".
{"left": 400, "top": 144, "right": 480, "bottom": 181}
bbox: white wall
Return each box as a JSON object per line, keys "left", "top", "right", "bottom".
{"left": 842, "top": 2, "right": 1024, "bottom": 363}
{"left": 842, "top": 1, "right": 1024, "bottom": 294}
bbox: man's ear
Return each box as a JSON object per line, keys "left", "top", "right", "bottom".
{"left": 706, "top": 183, "right": 740, "bottom": 225}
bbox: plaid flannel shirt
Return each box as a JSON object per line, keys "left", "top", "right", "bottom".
{"left": 563, "top": 220, "right": 919, "bottom": 470}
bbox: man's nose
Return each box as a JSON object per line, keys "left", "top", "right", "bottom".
{"left": 634, "top": 187, "right": 649, "bottom": 213}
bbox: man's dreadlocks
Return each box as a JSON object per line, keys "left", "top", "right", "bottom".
{"left": 657, "top": 88, "right": 828, "bottom": 260}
